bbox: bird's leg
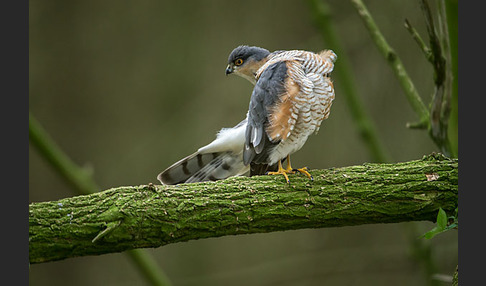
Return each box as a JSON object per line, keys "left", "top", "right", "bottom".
{"left": 266, "top": 155, "right": 314, "bottom": 183}
{"left": 266, "top": 159, "right": 291, "bottom": 183}
{"left": 283, "top": 155, "right": 294, "bottom": 173}
{"left": 286, "top": 155, "right": 314, "bottom": 181}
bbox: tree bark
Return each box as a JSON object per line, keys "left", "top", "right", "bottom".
{"left": 29, "top": 154, "right": 458, "bottom": 264}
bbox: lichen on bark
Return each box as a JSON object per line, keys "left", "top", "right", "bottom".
{"left": 29, "top": 154, "right": 458, "bottom": 263}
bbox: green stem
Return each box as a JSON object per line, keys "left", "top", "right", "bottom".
{"left": 29, "top": 113, "right": 99, "bottom": 195}
{"left": 350, "top": 0, "right": 430, "bottom": 127}
{"left": 308, "top": 0, "right": 391, "bottom": 163}
{"left": 29, "top": 112, "right": 173, "bottom": 286}
{"left": 126, "top": 250, "right": 173, "bottom": 286}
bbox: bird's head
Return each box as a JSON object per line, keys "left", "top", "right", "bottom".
{"left": 226, "top": 45, "right": 270, "bottom": 84}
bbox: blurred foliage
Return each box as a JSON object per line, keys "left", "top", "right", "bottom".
{"left": 29, "top": 0, "right": 457, "bottom": 285}
{"left": 29, "top": 113, "right": 172, "bottom": 285}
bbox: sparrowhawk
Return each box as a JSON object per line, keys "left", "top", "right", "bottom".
{"left": 157, "top": 45, "right": 336, "bottom": 184}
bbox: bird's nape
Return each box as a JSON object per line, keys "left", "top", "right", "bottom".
{"left": 227, "top": 45, "right": 270, "bottom": 65}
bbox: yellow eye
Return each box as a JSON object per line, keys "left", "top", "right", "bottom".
{"left": 234, "top": 58, "right": 244, "bottom": 66}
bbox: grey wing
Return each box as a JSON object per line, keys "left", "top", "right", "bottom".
{"left": 243, "top": 61, "right": 288, "bottom": 165}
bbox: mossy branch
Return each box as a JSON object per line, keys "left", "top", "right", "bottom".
{"left": 30, "top": 154, "right": 457, "bottom": 264}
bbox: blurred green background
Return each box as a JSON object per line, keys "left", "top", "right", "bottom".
{"left": 29, "top": 0, "right": 457, "bottom": 285}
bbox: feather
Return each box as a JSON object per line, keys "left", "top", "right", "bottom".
{"left": 157, "top": 119, "right": 249, "bottom": 185}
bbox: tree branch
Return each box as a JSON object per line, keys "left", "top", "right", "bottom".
{"left": 30, "top": 154, "right": 458, "bottom": 264}
{"left": 350, "top": 0, "right": 430, "bottom": 128}
{"left": 422, "top": 0, "right": 454, "bottom": 157}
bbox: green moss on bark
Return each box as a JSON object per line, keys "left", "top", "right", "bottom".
{"left": 29, "top": 154, "right": 457, "bottom": 263}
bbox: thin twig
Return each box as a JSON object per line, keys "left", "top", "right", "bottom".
{"left": 404, "top": 18, "right": 433, "bottom": 63}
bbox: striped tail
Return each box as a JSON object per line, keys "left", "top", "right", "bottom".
{"left": 157, "top": 151, "right": 249, "bottom": 185}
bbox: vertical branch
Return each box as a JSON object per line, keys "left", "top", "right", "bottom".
{"left": 420, "top": 0, "right": 453, "bottom": 157}
{"left": 444, "top": 0, "right": 458, "bottom": 157}
{"left": 307, "top": 0, "right": 391, "bottom": 163}
{"left": 29, "top": 113, "right": 173, "bottom": 286}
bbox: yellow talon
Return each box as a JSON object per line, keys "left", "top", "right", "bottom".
{"left": 267, "top": 160, "right": 292, "bottom": 183}
{"left": 266, "top": 155, "right": 314, "bottom": 183}
{"left": 295, "top": 167, "right": 314, "bottom": 181}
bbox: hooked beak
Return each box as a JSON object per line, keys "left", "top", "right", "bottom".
{"left": 225, "top": 64, "right": 234, "bottom": 75}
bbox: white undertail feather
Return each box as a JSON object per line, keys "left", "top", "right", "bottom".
{"left": 197, "top": 119, "right": 247, "bottom": 154}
